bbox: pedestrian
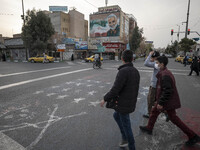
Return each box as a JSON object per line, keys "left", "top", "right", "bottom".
{"left": 183, "top": 55, "right": 188, "bottom": 67}
{"left": 43, "top": 53, "right": 47, "bottom": 63}
{"left": 144, "top": 53, "right": 146, "bottom": 61}
{"left": 100, "top": 50, "right": 140, "bottom": 150}
{"left": 71, "top": 54, "right": 74, "bottom": 61}
{"left": 139, "top": 56, "right": 200, "bottom": 147}
{"left": 188, "top": 56, "right": 199, "bottom": 76}
{"left": 143, "top": 51, "right": 160, "bottom": 118}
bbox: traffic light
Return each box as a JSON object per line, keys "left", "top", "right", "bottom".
{"left": 188, "top": 29, "right": 190, "bottom": 35}
{"left": 21, "top": 15, "right": 24, "bottom": 20}
{"left": 171, "top": 29, "right": 173, "bottom": 35}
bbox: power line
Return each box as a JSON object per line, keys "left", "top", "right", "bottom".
{"left": 0, "top": 13, "right": 14, "bottom": 15}
{"left": 83, "top": 0, "right": 98, "bottom": 8}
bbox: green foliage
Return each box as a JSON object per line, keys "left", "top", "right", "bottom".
{"left": 130, "top": 26, "right": 143, "bottom": 52}
{"left": 165, "top": 40, "right": 179, "bottom": 57}
{"left": 179, "top": 38, "right": 196, "bottom": 54}
{"left": 21, "top": 9, "right": 55, "bottom": 56}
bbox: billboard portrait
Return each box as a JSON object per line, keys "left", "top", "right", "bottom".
{"left": 90, "top": 12, "right": 120, "bottom": 38}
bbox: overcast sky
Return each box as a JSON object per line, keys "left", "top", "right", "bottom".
{"left": 0, "top": 0, "right": 200, "bottom": 48}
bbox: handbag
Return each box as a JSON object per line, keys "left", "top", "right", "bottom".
{"left": 106, "top": 97, "right": 119, "bottom": 109}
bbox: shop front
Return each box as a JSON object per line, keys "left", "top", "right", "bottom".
{"left": 102, "top": 42, "right": 126, "bottom": 60}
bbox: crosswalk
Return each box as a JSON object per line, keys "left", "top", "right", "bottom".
{"left": 66, "top": 61, "right": 87, "bottom": 65}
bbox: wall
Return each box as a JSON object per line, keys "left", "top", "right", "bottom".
{"left": 48, "top": 12, "right": 62, "bottom": 34}
{"left": 69, "top": 10, "right": 85, "bottom": 40}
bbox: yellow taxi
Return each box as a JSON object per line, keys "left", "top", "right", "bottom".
{"left": 180, "top": 57, "right": 193, "bottom": 64}
{"left": 85, "top": 55, "right": 103, "bottom": 62}
{"left": 28, "top": 55, "right": 55, "bottom": 63}
{"left": 175, "top": 55, "right": 184, "bottom": 62}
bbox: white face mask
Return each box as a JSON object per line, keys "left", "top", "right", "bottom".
{"left": 154, "top": 63, "right": 160, "bottom": 70}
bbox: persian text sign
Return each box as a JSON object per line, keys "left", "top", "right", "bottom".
{"left": 49, "top": 6, "right": 68, "bottom": 12}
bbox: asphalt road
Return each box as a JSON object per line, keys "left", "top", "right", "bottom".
{"left": 0, "top": 59, "right": 199, "bottom": 150}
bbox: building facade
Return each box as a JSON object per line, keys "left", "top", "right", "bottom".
{"left": 89, "top": 5, "right": 137, "bottom": 60}
{"left": 47, "top": 9, "right": 89, "bottom": 60}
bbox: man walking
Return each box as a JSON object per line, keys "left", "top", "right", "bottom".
{"left": 143, "top": 51, "right": 160, "bottom": 118}
{"left": 188, "top": 56, "right": 199, "bottom": 76}
{"left": 100, "top": 50, "right": 140, "bottom": 150}
{"left": 140, "top": 56, "right": 200, "bottom": 146}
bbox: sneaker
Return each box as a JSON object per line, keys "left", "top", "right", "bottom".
{"left": 185, "top": 134, "right": 200, "bottom": 146}
{"left": 143, "top": 114, "right": 150, "bottom": 118}
{"left": 139, "top": 126, "right": 152, "bottom": 135}
{"left": 119, "top": 140, "right": 128, "bottom": 148}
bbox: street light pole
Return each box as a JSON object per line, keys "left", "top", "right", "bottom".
{"left": 177, "top": 25, "right": 180, "bottom": 42}
{"left": 185, "top": 0, "right": 190, "bottom": 38}
{"left": 21, "top": 0, "right": 28, "bottom": 61}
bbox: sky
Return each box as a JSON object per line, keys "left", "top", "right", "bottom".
{"left": 0, "top": 0, "right": 200, "bottom": 48}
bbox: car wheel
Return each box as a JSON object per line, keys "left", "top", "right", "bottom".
{"left": 46, "top": 59, "right": 50, "bottom": 63}
{"left": 31, "top": 59, "right": 35, "bottom": 63}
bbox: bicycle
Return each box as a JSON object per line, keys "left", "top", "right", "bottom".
{"left": 93, "top": 60, "right": 102, "bottom": 69}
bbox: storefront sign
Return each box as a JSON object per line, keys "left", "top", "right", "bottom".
{"left": 103, "top": 43, "right": 126, "bottom": 49}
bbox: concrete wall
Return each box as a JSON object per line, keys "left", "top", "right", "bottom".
{"left": 84, "top": 20, "right": 88, "bottom": 41}
{"left": 60, "top": 12, "right": 70, "bottom": 36}
{"left": 48, "top": 12, "right": 62, "bottom": 34}
{"left": 69, "top": 10, "right": 85, "bottom": 40}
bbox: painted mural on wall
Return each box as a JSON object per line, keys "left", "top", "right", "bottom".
{"left": 75, "top": 41, "right": 88, "bottom": 50}
{"left": 90, "top": 12, "right": 120, "bottom": 37}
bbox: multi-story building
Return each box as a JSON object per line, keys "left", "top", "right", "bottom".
{"left": 89, "top": 5, "right": 137, "bottom": 60}
{"left": 47, "top": 8, "right": 89, "bottom": 60}
{"left": 47, "top": 9, "right": 88, "bottom": 41}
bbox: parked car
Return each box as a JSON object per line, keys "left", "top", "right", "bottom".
{"left": 28, "top": 55, "right": 54, "bottom": 63}
{"left": 85, "top": 55, "right": 103, "bottom": 62}
{"left": 165, "top": 54, "right": 173, "bottom": 58}
{"left": 175, "top": 55, "right": 184, "bottom": 62}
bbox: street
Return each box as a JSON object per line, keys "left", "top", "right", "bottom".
{"left": 0, "top": 59, "right": 200, "bottom": 150}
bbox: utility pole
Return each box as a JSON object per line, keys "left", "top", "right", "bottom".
{"left": 185, "top": 0, "right": 190, "bottom": 38}
{"left": 21, "top": 0, "right": 28, "bottom": 61}
{"left": 105, "top": 0, "right": 108, "bottom": 7}
{"left": 177, "top": 25, "right": 180, "bottom": 42}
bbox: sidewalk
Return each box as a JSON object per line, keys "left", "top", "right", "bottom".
{"left": 135, "top": 111, "right": 200, "bottom": 150}
{"left": 0, "top": 132, "right": 25, "bottom": 150}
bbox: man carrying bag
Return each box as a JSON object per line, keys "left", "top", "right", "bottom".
{"left": 100, "top": 50, "right": 140, "bottom": 150}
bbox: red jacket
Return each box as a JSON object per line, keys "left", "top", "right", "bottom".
{"left": 156, "top": 67, "right": 181, "bottom": 110}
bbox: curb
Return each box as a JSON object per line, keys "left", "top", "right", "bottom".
{"left": 0, "top": 132, "right": 25, "bottom": 150}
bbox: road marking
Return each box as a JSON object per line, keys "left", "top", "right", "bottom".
{"left": 137, "top": 67, "right": 189, "bottom": 72}
{"left": 105, "top": 68, "right": 188, "bottom": 76}
{"left": 0, "top": 66, "right": 71, "bottom": 77}
{"left": 0, "top": 68, "right": 92, "bottom": 90}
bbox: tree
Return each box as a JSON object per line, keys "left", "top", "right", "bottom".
{"left": 130, "top": 26, "right": 143, "bottom": 52}
{"left": 21, "top": 9, "right": 55, "bottom": 56}
{"left": 179, "top": 38, "right": 196, "bottom": 54}
{"left": 165, "top": 40, "right": 179, "bottom": 57}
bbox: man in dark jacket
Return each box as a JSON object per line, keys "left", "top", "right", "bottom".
{"left": 188, "top": 56, "right": 199, "bottom": 76}
{"left": 101, "top": 50, "right": 140, "bottom": 150}
{"left": 140, "top": 56, "right": 200, "bottom": 147}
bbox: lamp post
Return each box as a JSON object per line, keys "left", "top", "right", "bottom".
{"left": 21, "top": 0, "right": 28, "bottom": 61}
{"left": 177, "top": 24, "right": 180, "bottom": 42}
{"left": 185, "top": 0, "right": 191, "bottom": 38}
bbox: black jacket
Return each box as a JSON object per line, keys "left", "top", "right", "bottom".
{"left": 104, "top": 63, "right": 140, "bottom": 114}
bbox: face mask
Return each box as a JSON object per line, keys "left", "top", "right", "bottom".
{"left": 154, "top": 63, "right": 160, "bottom": 70}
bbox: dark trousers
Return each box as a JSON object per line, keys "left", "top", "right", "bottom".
{"left": 113, "top": 112, "right": 135, "bottom": 150}
{"left": 147, "top": 86, "right": 156, "bottom": 114}
{"left": 189, "top": 68, "right": 199, "bottom": 76}
{"left": 147, "top": 105, "right": 196, "bottom": 139}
